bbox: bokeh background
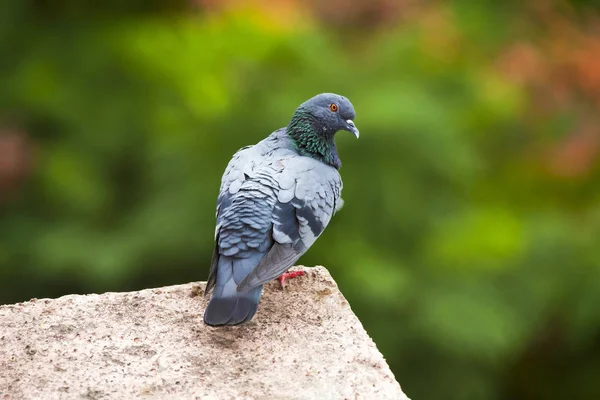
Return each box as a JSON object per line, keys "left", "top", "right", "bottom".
{"left": 2, "top": 0, "right": 600, "bottom": 398}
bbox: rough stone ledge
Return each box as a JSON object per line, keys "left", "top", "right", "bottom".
{"left": 0, "top": 266, "right": 409, "bottom": 400}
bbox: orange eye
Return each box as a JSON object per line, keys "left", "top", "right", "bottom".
{"left": 329, "top": 103, "right": 338, "bottom": 112}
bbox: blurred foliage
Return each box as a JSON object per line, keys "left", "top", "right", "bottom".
{"left": 1, "top": 0, "right": 600, "bottom": 399}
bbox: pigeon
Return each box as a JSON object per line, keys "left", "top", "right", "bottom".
{"left": 203, "top": 93, "right": 359, "bottom": 326}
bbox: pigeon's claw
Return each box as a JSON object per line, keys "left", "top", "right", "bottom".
{"left": 277, "top": 271, "right": 306, "bottom": 290}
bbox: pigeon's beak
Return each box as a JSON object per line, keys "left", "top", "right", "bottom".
{"left": 345, "top": 119, "right": 359, "bottom": 139}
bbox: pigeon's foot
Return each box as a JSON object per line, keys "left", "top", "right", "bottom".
{"left": 277, "top": 271, "right": 306, "bottom": 290}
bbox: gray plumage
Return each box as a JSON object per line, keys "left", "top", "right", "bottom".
{"left": 204, "top": 93, "right": 358, "bottom": 326}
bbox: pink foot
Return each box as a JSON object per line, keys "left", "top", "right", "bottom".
{"left": 277, "top": 271, "right": 306, "bottom": 289}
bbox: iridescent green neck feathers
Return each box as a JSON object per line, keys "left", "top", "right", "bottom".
{"left": 286, "top": 107, "right": 341, "bottom": 169}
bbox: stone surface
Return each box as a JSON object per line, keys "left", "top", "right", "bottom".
{"left": 0, "top": 266, "right": 409, "bottom": 400}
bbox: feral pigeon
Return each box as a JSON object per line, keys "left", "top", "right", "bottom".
{"left": 203, "top": 93, "right": 359, "bottom": 326}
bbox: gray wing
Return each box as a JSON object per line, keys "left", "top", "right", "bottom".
{"left": 236, "top": 156, "right": 342, "bottom": 292}
{"left": 206, "top": 144, "right": 267, "bottom": 294}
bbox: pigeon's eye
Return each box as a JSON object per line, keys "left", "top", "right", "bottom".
{"left": 329, "top": 103, "right": 338, "bottom": 112}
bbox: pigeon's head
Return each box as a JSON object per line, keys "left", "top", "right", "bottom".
{"left": 286, "top": 93, "right": 358, "bottom": 169}
{"left": 296, "top": 93, "right": 359, "bottom": 139}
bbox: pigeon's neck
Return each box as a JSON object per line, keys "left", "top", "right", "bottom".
{"left": 285, "top": 108, "right": 341, "bottom": 169}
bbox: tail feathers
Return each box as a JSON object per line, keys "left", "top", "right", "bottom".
{"left": 204, "top": 286, "right": 263, "bottom": 326}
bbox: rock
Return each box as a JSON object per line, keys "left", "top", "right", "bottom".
{"left": 0, "top": 266, "right": 409, "bottom": 399}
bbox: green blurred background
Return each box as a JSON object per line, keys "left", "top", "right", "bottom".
{"left": 2, "top": 0, "right": 600, "bottom": 398}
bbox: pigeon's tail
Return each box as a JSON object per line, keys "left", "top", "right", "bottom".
{"left": 203, "top": 254, "right": 264, "bottom": 326}
{"left": 203, "top": 286, "right": 263, "bottom": 326}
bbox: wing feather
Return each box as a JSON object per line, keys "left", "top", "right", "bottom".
{"left": 236, "top": 159, "right": 341, "bottom": 291}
